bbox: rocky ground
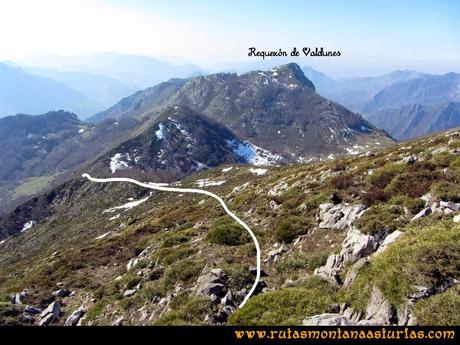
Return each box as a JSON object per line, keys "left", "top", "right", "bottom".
{"left": 0, "top": 128, "right": 459, "bottom": 326}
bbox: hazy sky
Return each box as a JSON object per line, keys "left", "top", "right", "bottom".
{"left": 0, "top": 0, "right": 459, "bottom": 77}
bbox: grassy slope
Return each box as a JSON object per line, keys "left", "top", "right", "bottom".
{"left": 0, "top": 128, "right": 460, "bottom": 325}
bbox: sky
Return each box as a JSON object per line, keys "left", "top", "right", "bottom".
{"left": 0, "top": 0, "right": 459, "bottom": 77}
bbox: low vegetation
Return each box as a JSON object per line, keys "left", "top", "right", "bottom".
{"left": 228, "top": 277, "right": 337, "bottom": 325}
{"left": 342, "top": 223, "right": 460, "bottom": 309}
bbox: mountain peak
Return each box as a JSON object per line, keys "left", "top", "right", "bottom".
{"left": 265, "top": 63, "right": 316, "bottom": 90}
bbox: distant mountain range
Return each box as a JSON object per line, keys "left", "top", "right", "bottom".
{"left": 0, "top": 52, "right": 205, "bottom": 119}
{"left": 0, "top": 63, "right": 393, "bottom": 213}
{"left": 3, "top": 52, "right": 459, "bottom": 140}
{"left": 18, "top": 51, "right": 203, "bottom": 89}
{"left": 303, "top": 67, "right": 460, "bottom": 140}
{"left": 0, "top": 63, "right": 100, "bottom": 118}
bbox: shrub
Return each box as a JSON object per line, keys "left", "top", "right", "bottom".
{"left": 430, "top": 152, "right": 452, "bottom": 168}
{"left": 163, "top": 246, "right": 195, "bottom": 265}
{"left": 228, "top": 277, "right": 336, "bottom": 325}
{"left": 361, "top": 189, "right": 390, "bottom": 207}
{"left": 154, "top": 295, "right": 210, "bottom": 325}
{"left": 329, "top": 173, "right": 354, "bottom": 190}
{"left": 162, "top": 229, "right": 196, "bottom": 248}
{"left": 276, "top": 252, "right": 329, "bottom": 277}
{"left": 331, "top": 162, "right": 347, "bottom": 172}
{"left": 303, "top": 192, "right": 329, "bottom": 211}
{"left": 413, "top": 286, "right": 460, "bottom": 325}
{"left": 125, "top": 277, "right": 141, "bottom": 290}
{"left": 385, "top": 171, "right": 435, "bottom": 198}
{"left": 390, "top": 195, "right": 426, "bottom": 215}
{"left": 275, "top": 216, "right": 311, "bottom": 243}
{"left": 367, "top": 164, "right": 404, "bottom": 189}
{"left": 431, "top": 181, "right": 460, "bottom": 202}
{"left": 163, "top": 260, "right": 205, "bottom": 290}
{"left": 206, "top": 219, "right": 249, "bottom": 246}
{"left": 356, "top": 204, "right": 406, "bottom": 235}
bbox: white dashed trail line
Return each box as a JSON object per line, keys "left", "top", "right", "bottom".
{"left": 82, "top": 173, "right": 261, "bottom": 309}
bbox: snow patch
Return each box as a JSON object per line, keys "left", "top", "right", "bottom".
{"left": 110, "top": 153, "right": 130, "bottom": 174}
{"left": 168, "top": 117, "right": 190, "bottom": 138}
{"left": 249, "top": 168, "right": 267, "bottom": 176}
{"left": 345, "top": 147, "right": 359, "bottom": 155}
{"left": 21, "top": 221, "right": 36, "bottom": 232}
{"left": 95, "top": 232, "right": 112, "bottom": 240}
{"left": 78, "top": 128, "right": 85, "bottom": 133}
{"left": 109, "top": 214, "right": 120, "bottom": 220}
{"left": 155, "top": 123, "right": 165, "bottom": 140}
{"left": 194, "top": 161, "right": 207, "bottom": 170}
{"left": 222, "top": 167, "right": 233, "bottom": 173}
{"left": 226, "top": 139, "right": 283, "bottom": 166}
{"left": 195, "top": 179, "right": 226, "bottom": 187}
{"left": 103, "top": 194, "right": 151, "bottom": 213}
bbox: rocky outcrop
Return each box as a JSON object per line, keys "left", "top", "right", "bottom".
{"left": 196, "top": 268, "right": 229, "bottom": 298}
{"left": 361, "top": 286, "right": 394, "bottom": 325}
{"left": 342, "top": 257, "right": 369, "bottom": 289}
{"left": 318, "top": 203, "right": 367, "bottom": 230}
{"left": 314, "top": 227, "right": 378, "bottom": 285}
{"left": 412, "top": 199, "right": 460, "bottom": 222}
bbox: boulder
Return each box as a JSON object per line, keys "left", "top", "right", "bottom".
{"left": 210, "top": 294, "right": 220, "bottom": 305}
{"left": 20, "top": 313, "right": 35, "bottom": 324}
{"left": 64, "top": 307, "right": 85, "bottom": 326}
{"left": 13, "top": 289, "right": 29, "bottom": 305}
{"left": 38, "top": 301, "right": 61, "bottom": 326}
{"left": 402, "top": 156, "right": 417, "bottom": 165}
{"left": 249, "top": 266, "right": 268, "bottom": 277}
{"left": 303, "top": 313, "right": 353, "bottom": 326}
{"left": 53, "top": 289, "right": 71, "bottom": 298}
{"left": 421, "top": 193, "right": 435, "bottom": 206}
{"left": 112, "top": 317, "right": 123, "bottom": 326}
{"left": 126, "top": 245, "right": 153, "bottom": 271}
{"left": 254, "top": 279, "right": 268, "bottom": 294}
{"left": 266, "top": 245, "right": 287, "bottom": 263}
{"left": 123, "top": 289, "right": 137, "bottom": 297}
{"left": 221, "top": 290, "right": 234, "bottom": 307}
{"left": 363, "top": 286, "right": 393, "bottom": 325}
{"left": 439, "top": 201, "right": 460, "bottom": 211}
{"left": 373, "top": 230, "right": 404, "bottom": 256}
{"left": 454, "top": 214, "right": 460, "bottom": 223}
{"left": 24, "top": 306, "right": 42, "bottom": 314}
{"left": 196, "top": 269, "right": 228, "bottom": 297}
{"left": 341, "top": 228, "right": 377, "bottom": 262}
{"left": 38, "top": 313, "right": 55, "bottom": 326}
{"left": 318, "top": 203, "right": 367, "bottom": 230}
{"left": 411, "top": 207, "right": 431, "bottom": 222}
{"left": 39, "top": 301, "right": 61, "bottom": 319}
